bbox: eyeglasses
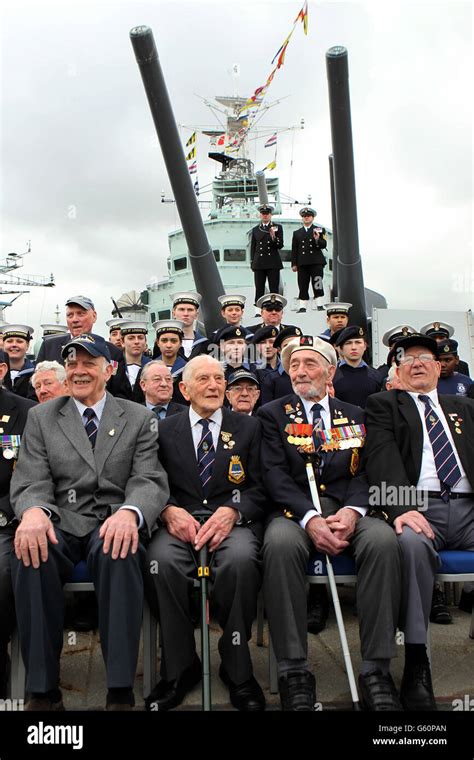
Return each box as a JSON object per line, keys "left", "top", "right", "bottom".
{"left": 228, "top": 385, "right": 259, "bottom": 393}
{"left": 399, "top": 354, "right": 436, "bottom": 366}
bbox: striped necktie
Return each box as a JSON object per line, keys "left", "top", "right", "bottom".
{"left": 197, "top": 419, "right": 215, "bottom": 496}
{"left": 83, "top": 408, "right": 98, "bottom": 450}
{"left": 418, "top": 395, "right": 462, "bottom": 502}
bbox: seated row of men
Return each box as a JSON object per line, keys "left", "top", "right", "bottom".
{"left": 0, "top": 316, "right": 472, "bottom": 713}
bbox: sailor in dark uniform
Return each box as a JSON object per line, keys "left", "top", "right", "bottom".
{"left": 250, "top": 204, "right": 284, "bottom": 308}
{"left": 2, "top": 325, "right": 36, "bottom": 400}
{"left": 320, "top": 302, "right": 352, "bottom": 339}
{"left": 246, "top": 293, "right": 292, "bottom": 335}
{"left": 152, "top": 319, "right": 188, "bottom": 405}
{"left": 106, "top": 318, "right": 127, "bottom": 349}
{"left": 260, "top": 326, "right": 302, "bottom": 405}
{"left": 332, "top": 326, "right": 382, "bottom": 408}
{"left": 291, "top": 207, "right": 327, "bottom": 313}
{"left": 170, "top": 292, "right": 207, "bottom": 358}
{"left": 377, "top": 324, "right": 417, "bottom": 387}
{"left": 217, "top": 325, "right": 256, "bottom": 385}
{"left": 420, "top": 321, "right": 470, "bottom": 376}
{"left": 0, "top": 350, "right": 37, "bottom": 697}
{"left": 437, "top": 339, "right": 472, "bottom": 396}
{"left": 121, "top": 321, "right": 152, "bottom": 404}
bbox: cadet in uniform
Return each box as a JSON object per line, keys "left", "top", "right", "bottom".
{"left": 260, "top": 326, "right": 303, "bottom": 405}
{"left": 437, "top": 339, "right": 472, "bottom": 396}
{"left": 152, "top": 321, "right": 188, "bottom": 406}
{"left": 291, "top": 207, "right": 327, "bottom": 313}
{"left": 2, "top": 325, "right": 36, "bottom": 400}
{"left": 420, "top": 321, "right": 470, "bottom": 376}
{"left": 170, "top": 292, "right": 207, "bottom": 358}
{"left": 250, "top": 204, "right": 284, "bottom": 309}
{"left": 121, "top": 321, "right": 152, "bottom": 403}
{"left": 332, "top": 326, "right": 382, "bottom": 408}
{"left": 106, "top": 318, "right": 127, "bottom": 349}
{"left": 216, "top": 325, "right": 255, "bottom": 385}
{"left": 320, "top": 302, "right": 352, "bottom": 339}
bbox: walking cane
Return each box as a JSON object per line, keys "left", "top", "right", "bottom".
{"left": 192, "top": 509, "right": 213, "bottom": 711}
{"left": 286, "top": 423, "right": 361, "bottom": 710}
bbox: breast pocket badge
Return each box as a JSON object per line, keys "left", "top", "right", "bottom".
{"left": 228, "top": 455, "right": 245, "bottom": 484}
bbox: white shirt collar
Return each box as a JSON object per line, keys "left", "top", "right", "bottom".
{"left": 73, "top": 392, "right": 108, "bottom": 421}
{"left": 300, "top": 393, "right": 331, "bottom": 421}
{"left": 407, "top": 388, "right": 440, "bottom": 407}
{"left": 189, "top": 406, "right": 223, "bottom": 429}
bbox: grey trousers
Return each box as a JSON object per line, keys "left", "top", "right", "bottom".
{"left": 263, "top": 510, "right": 402, "bottom": 664}
{"left": 398, "top": 496, "right": 474, "bottom": 643}
{"left": 146, "top": 526, "right": 261, "bottom": 685}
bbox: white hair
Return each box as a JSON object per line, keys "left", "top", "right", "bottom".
{"left": 141, "top": 360, "right": 171, "bottom": 381}
{"left": 31, "top": 360, "right": 66, "bottom": 386}
{"left": 387, "top": 365, "right": 397, "bottom": 383}
{"left": 182, "top": 354, "right": 223, "bottom": 384}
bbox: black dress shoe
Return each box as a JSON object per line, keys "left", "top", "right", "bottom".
{"left": 429, "top": 585, "right": 452, "bottom": 624}
{"left": 307, "top": 585, "right": 329, "bottom": 634}
{"left": 219, "top": 665, "right": 265, "bottom": 711}
{"left": 296, "top": 308, "right": 307, "bottom": 314}
{"left": 358, "top": 671, "right": 403, "bottom": 711}
{"left": 145, "top": 656, "right": 201, "bottom": 711}
{"left": 400, "top": 662, "right": 437, "bottom": 711}
{"left": 458, "top": 589, "right": 474, "bottom": 613}
{"left": 26, "top": 691, "right": 65, "bottom": 711}
{"left": 278, "top": 670, "right": 316, "bottom": 711}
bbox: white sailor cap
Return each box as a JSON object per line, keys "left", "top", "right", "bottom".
{"left": 106, "top": 318, "right": 129, "bottom": 333}
{"left": 1, "top": 324, "right": 34, "bottom": 341}
{"left": 281, "top": 335, "right": 337, "bottom": 373}
{"left": 152, "top": 319, "right": 185, "bottom": 338}
{"left": 171, "top": 292, "right": 202, "bottom": 308}
{"left": 41, "top": 324, "right": 69, "bottom": 337}
{"left": 256, "top": 293, "right": 287, "bottom": 310}
{"left": 120, "top": 321, "right": 148, "bottom": 336}
{"left": 324, "top": 302, "right": 352, "bottom": 316}
{"left": 218, "top": 294, "right": 246, "bottom": 309}
{"left": 382, "top": 324, "right": 417, "bottom": 347}
{"left": 419, "top": 321, "right": 454, "bottom": 339}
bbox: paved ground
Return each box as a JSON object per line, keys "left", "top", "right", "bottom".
{"left": 52, "top": 586, "right": 473, "bottom": 711}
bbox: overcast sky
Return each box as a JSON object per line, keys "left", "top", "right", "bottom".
{"left": 0, "top": 0, "right": 472, "bottom": 340}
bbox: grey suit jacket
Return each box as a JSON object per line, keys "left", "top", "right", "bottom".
{"left": 10, "top": 392, "right": 169, "bottom": 537}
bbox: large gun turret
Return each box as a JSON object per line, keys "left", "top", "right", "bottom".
{"left": 130, "top": 25, "right": 225, "bottom": 334}
{"left": 326, "top": 46, "right": 367, "bottom": 332}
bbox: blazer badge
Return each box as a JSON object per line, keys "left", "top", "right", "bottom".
{"left": 228, "top": 455, "right": 245, "bottom": 484}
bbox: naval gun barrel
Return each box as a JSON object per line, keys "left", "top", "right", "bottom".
{"left": 255, "top": 171, "right": 269, "bottom": 205}
{"left": 326, "top": 46, "right": 367, "bottom": 332}
{"left": 130, "top": 25, "right": 225, "bottom": 334}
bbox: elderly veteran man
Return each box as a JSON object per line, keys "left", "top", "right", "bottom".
{"left": 258, "top": 335, "right": 402, "bottom": 711}
{"left": 365, "top": 333, "right": 474, "bottom": 710}
{"left": 10, "top": 333, "right": 169, "bottom": 711}
{"left": 0, "top": 349, "right": 37, "bottom": 698}
{"left": 225, "top": 369, "right": 260, "bottom": 416}
{"left": 31, "top": 361, "right": 69, "bottom": 403}
{"left": 139, "top": 360, "right": 186, "bottom": 419}
{"left": 145, "top": 355, "right": 266, "bottom": 711}
{"left": 36, "top": 295, "right": 131, "bottom": 400}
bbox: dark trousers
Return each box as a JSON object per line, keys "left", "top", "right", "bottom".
{"left": 0, "top": 526, "right": 15, "bottom": 694}
{"left": 10, "top": 525, "right": 146, "bottom": 693}
{"left": 263, "top": 507, "right": 402, "bottom": 664}
{"left": 297, "top": 264, "right": 324, "bottom": 300}
{"left": 254, "top": 269, "right": 281, "bottom": 303}
{"left": 146, "top": 526, "right": 261, "bottom": 685}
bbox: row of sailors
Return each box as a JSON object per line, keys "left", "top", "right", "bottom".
{"left": 0, "top": 294, "right": 472, "bottom": 413}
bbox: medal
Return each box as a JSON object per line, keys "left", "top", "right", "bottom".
{"left": 3, "top": 449, "right": 14, "bottom": 460}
